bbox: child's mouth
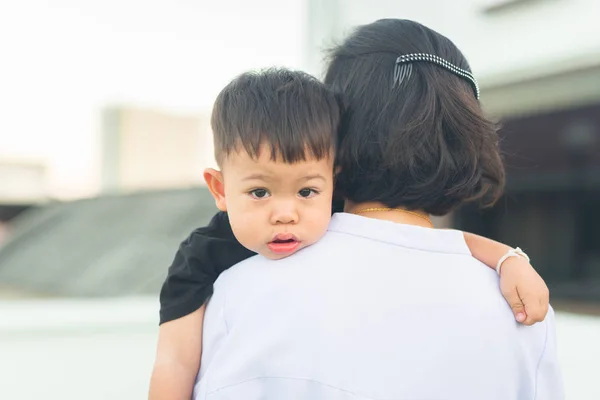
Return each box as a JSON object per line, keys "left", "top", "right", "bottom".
{"left": 268, "top": 234, "right": 300, "bottom": 254}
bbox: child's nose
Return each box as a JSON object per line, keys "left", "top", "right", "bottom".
{"left": 270, "top": 201, "right": 299, "bottom": 225}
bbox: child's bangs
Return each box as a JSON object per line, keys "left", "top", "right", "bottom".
{"left": 232, "top": 126, "right": 335, "bottom": 164}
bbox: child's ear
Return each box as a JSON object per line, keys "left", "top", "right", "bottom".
{"left": 203, "top": 168, "right": 227, "bottom": 211}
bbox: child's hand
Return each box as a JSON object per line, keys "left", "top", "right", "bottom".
{"left": 499, "top": 257, "right": 550, "bottom": 325}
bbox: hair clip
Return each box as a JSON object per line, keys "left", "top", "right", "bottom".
{"left": 393, "top": 53, "right": 480, "bottom": 99}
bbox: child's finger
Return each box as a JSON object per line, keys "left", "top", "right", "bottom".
{"left": 505, "top": 287, "right": 527, "bottom": 323}
{"left": 522, "top": 298, "right": 549, "bottom": 324}
{"left": 513, "top": 306, "right": 527, "bottom": 324}
{"left": 522, "top": 308, "right": 537, "bottom": 326}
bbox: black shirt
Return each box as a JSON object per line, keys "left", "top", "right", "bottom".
{"left": 159, "top": 200, "right": 345, "bottom": 324}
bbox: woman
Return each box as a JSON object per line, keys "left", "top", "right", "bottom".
{"left": 190, "top": 19, "right": 562, "bottom": 399}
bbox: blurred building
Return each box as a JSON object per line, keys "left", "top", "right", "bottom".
{"left": 458, "top": 102, "right": 600, "bottom": 298}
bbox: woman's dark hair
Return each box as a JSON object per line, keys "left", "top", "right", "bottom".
{"left": 325, "top": 19, "right": 505, "bottom": 216}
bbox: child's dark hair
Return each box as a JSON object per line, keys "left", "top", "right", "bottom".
{"left": 211, "top": 68, "right": 341, "bottom": 166}
{"left": 325, "top": 19, "right": 505, "bottom": 216}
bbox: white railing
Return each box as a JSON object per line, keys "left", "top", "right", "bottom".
{"left": 0, "top": 298, "right": 158, "bottom": 400}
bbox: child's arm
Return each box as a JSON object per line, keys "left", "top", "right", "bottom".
{"left": 464, "top": 232, "right": 550, "bottom": 326}
{"left": 149, "top": 211, "right": 255, "bottom": 400}
{"left": 149, "top": 306, "right": 205, "bottom": 400}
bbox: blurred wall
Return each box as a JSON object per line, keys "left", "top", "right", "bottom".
{"left": 0, "top": 162, "right": 47, "bottom": 203}
{"left": 100, "top": 107, "right": 210, "bottom": 193}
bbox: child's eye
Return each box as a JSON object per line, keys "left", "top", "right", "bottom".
{"left": 249, "top": 188, "right": 270, "bottom": 199}
{"left": 298, "top": 188, "right": 319, "bottom": 198}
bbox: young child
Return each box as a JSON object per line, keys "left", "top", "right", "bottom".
{"left": 148, "top": 68, "right": 549, "bottom": 400}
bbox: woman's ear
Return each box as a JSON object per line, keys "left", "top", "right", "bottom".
{"left": 203, "top": 168, "right": 227, "bottom": 211}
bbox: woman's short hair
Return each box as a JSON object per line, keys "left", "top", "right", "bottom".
{"left": 325, "top": 19, "right": 505, "bottom": 216}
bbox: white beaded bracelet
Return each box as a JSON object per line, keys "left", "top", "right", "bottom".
{"left": 496, "top": 247, "right": 530, "bottom": 275}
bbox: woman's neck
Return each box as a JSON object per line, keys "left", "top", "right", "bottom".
{"left": 344, "top": 201, "right": 434, "bottom": 228}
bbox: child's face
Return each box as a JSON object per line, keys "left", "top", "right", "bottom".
{"left": 205, "top": 145, "right": 334, "bottom": 260}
